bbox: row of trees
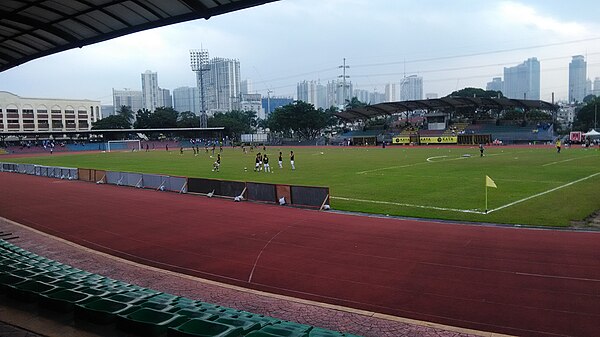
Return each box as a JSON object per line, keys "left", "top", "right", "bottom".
{"left": 93, "top": 102, "right": 341, "bottom": 142}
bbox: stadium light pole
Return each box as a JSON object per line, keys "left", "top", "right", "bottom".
{"left": 190, "top": 49, "right": 210, "bottom": 128}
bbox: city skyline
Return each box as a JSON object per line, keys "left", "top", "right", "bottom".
{"left": 1, "top": 1, "right": 600, "bottom": 105}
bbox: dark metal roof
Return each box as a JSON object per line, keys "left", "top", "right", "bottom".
{"left": 0, "top": 0, "right": 277, "bottom": 72}
{"left": 335, "top": 97, "right": 559, "bottom": 121}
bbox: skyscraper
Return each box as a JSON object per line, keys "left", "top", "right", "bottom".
{"left": 297, "top": 80, "right": 326, "bottom": 109}
{"left": 593, "top": 77, "right": 600, "bottom": 96}
{"left": 112, "top": 88, "right": 142, "bottom": 114}
{"left": 400, "top": 75, "right": 423, "bottom": 101}
{"left": 503, "top": 58, "right": 540, "bottom": 100}
{"left": 141, "top": 70, "right": 159, "bottom": 112}
{"left": 486, "top": 77, "right": 504, "bottom": 93}
{"left": 206, "top": 57, "right": 241, "bottom": 113}
{"left": 173, "top": 87, "right": 199, "bottom": 113}
{"left": 159, "top": 88, "right": 172, "bottom": 108}
{"left": 385, "top": 83, "right": 398, "bottom": 102}
{"left": 569, "top": 55, "right": 587, "bottom": 103}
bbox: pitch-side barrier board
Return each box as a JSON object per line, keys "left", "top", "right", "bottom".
{"left": 102, "top": 171, "right": 187, "bottom": 193}
{"left": 188, "top": 177, "right": 329, "bottom": 208}
{"left": 0, "top": 162, "right": 78, "bottom": 179}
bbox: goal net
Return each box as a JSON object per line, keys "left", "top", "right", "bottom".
{"left": 106, "top": 140, "right": 141, "bottom": 152}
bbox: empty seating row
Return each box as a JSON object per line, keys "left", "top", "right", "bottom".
{"left": 0, "top": 239, "right": 360, "bottom": 337}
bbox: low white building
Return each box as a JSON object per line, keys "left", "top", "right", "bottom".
{"left": 0, "top": 91, "right": 101, "bottom": 133}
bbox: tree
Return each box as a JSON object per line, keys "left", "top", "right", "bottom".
{"left": 446, "top": 87, "right": 504, "bottom": 120}
{"left": 208, "top": 110, "right": 256, "bottom": 140}
{"left": 177, "top": 111, "right": 199, "bottom": 128}
{"left": 573, "top": 97, "right": 600, "bottom": 131}
{"left": 91, "top": 115, "right": 130, "bottom": 130}
{"left": 267, "top": 101, "right": 335, "bottom": 140}
{"left": 447, "top": 87, "right": 504, "bottom": 99}
{"left": 133, "top": 108, "right": 152, "bottom": 129}
{"left": 345, "top": 97, "right": 367, "bottom": 109}
{"left": 148, "top": 107, "right": 178, "bottom": 128}
{"left": 117, "top": 105, "right": 135, "bottom": 126}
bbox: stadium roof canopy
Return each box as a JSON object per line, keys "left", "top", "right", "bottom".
{"left": 0, "top": 0, "right": 277, "bottom": 72}
{"left": 335, "top": 97, "right": 559, "bottom": 121}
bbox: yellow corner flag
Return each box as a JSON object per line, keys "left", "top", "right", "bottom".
{"left": 486, "top": 175, "right": 497, "bottom": 188}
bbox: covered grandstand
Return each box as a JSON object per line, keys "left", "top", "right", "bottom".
{"left": 335, "top": 97, "right": 559, "bottom": 145}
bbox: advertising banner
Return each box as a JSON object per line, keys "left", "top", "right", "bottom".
{"left": 419, "top": 136, "right": 458, "bottom": 144}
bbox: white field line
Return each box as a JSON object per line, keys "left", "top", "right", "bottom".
{"left": 356, "top": 151, "right": 516, "bottom": 175}
{"left": 542, "top": 155, "right": 596, "bottom": 167}
{"left": 487, "top": 172, "right": 600, "bottom": 214}
{"left": 426, "top": 155, "right": 448, "bottom": 162}
{"left": 331, "top": 196, "right": 486, "bottom": 214}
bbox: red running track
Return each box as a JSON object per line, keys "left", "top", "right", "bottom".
{"left": 1, "top": 172, "right": 599, "bottom": 337}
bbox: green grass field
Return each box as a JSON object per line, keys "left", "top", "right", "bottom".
{"left": 5, "top": 145, "right": 600, "bottom": 227}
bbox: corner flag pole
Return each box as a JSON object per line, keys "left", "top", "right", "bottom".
{"left": 485, "top": 175, "right": 497, "bottom": 213}
{"left": 485, "top": 183, "right": 488, "bottom": 213}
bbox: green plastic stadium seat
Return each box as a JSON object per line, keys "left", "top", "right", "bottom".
{"left": 29, "top": 273, "right": 58, "bottom": 284}
{"left": 214, "top": 317, "right": 261, "bottom": 334}
{"left": 74, "top": 286, "right": 111, "bottom": 297}
{"left": 0, "top": 264, "right": 17, "bottom": 273}
{"left": 51, "top": 279, "right": 83, "bottom": 290}
{"left": 168, "top": 318, "right": 243, "bottom": 337}
{"left": 140, "top": 301, "right": 177, "bottom": 312}
{"left": 232, "top": 314, "right": 280, "bottom": 327}
{"left": 39, "top": 288, "right": 95, "bottom": 312}
{"left": 175, "top": 309, "right": 218, "bottom": 321}
{"left": 116, "top": 307, "right": 189, "bottom": 337}
{"left": 0, "top": 273, "right": 27, "bottom": 293}
{"left": 7, "top": 280, "right": 58, "bottom": 302}
{"left": 75, "top": 298, "right": 140, "bottom": 324}
{"left": 107, "top": 292, "right": 148, "bottom": 304}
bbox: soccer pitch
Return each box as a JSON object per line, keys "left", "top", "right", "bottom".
{"left": 6, "top": 145, "right": 600, "bottom": 227}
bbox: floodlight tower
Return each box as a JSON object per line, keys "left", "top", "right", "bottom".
{"left": 190, "top": 49, "right": 210, "bottom": 128}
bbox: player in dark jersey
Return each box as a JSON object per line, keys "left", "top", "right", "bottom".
{"left": 263, "top": 154, "right": 271, "bottom": 172}
{"left": 278, "top": 151, "right": 283, "bottom": 168}
{"left": 212, "top": 154, "right": 221, "bottom": 172}
{"left": 290, "top": 150, "right": 295, "bottom": 170}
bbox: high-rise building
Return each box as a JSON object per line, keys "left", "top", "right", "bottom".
{"left": 586, "top": 79, "right": 592, "bottom": 98}
{"left": 206, "top": 57, "right": 241, "bottom": 113}
{"left": 503, "top": 58, "right": 540, "bottom": 100}
{"left": 385, "top": 83, "right": 398, "bottom": 102}
{"left": 353, "top": 89, "right": 370, "bottom": 104}
{"left": 241, "top": 80, "right": 252, "bottom": 95}
{"left": 593, "top": 77, "right": 600, "bottom": 96}
{"left": 173, "top": 87, "right": 199, "bottom": 113}
{"left": 369, "top": 90, "right": 385, "bottom": 104}
{"left": 112, "top": 88, "right": 143, "bottom": 114}
{"left": 400, "top": 75, "right": 423, "bottom": 101}
{"left": 141, "top": 70, "right": 160, "bottom": 112}
{"left": 568, "top": 55, "right": 586, "bottom": 103}
{"left": 325, "top": 79, "right": 353, "bottom": 108}
{"left": 158, "top": 88, "right": 172, "bottom": 108}
{"left": 486, "top": 77, "right": 504, "bottom": 93}
{"left": 261, "top": 96, "right": 293, "bottom": 116}
{"left": 297, "top": 80, "right": 325, "bottom": 109}
{"left": 240, "top": 93, "right": 263, "bottom": 119}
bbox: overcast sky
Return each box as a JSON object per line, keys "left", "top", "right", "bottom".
{"left": 1, "top": 0, "right": 599, "bottom": 105}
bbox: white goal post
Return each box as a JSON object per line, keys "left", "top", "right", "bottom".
{"left": 106, "top": 140, "right": 141, "bottom": 152}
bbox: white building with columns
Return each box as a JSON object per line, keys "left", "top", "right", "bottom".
{"left": 0, "top": 91, "right": 100, "bottom": 133}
